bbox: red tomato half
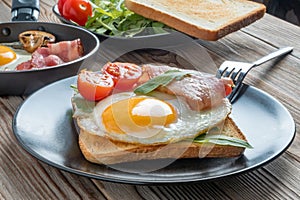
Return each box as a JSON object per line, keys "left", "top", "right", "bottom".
{"left": 62, "top": 0, "right": 92, "bottom": 26}
{"left": 102, "top": 62, "right": 142, "bottom": 91}
{"left": 77, "top": 70, "right": 114, "bottom": 101}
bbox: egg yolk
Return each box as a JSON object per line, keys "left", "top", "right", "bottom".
{"left": 102, "top": 97, "right": 177, "bottom": 135}
{"left": 0, "top": 46, "right": 17, "bottom": 66}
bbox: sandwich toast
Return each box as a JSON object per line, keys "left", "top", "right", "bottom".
{"left": 72, "top": 63, "right": 251, "bottom": 165}
{"left": 74, "top": 113, "right": 247, "bottom": 165}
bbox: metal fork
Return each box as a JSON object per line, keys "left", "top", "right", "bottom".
{"left": 217, "top": 47, "right": 293, "bottom": 103}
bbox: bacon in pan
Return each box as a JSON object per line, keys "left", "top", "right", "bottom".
{"left": 16, "top": 39, "right": 83, "bottom": 70}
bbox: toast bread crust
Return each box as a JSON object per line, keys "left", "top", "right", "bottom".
{"left": 76, "top": 116, "right": 246, "bottom": 165}
{"left": 125, "top": 0, "right": 266, "bottom": 40}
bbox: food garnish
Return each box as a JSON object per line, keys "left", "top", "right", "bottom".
{"left": 77, "top": 69, "right": 115, "bottom": 101}
{"left": 134, "top": 70, "right": 191, "bottom": 94}
{"left": 194, "top": 134, "right": 253, "bottom": 149}
{"left": 77, "top": 62, "right": 143, "bottom": 101}
{"left": 90, "top": 0, "right": 167, "bottom": 36}
{"left": 102, "top": 62, "right": 142, "bottom": 90}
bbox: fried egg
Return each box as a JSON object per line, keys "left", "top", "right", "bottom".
{"left": 0, "top": 45, "right": 31, "bottom": 71}
{"left": 79, "top": 91, "right": 231, "bottom": 145}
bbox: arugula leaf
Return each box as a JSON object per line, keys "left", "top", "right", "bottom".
{"left": 85, "top": 0, "right": 168, "bottom": 37}
{"left": 193, "top": 134, "right": 253, "bottom": 149}
{"left": 72, "top": 94, "right": 96, "bottom": 115}
{"left": 69, "top": 85, "right": 95, "bottom": 115}
{"left": 134, "top": 70, "right": 191, "bottom": 94}
{"left": 70, "top": 84, "right": 79, "bottom": 94}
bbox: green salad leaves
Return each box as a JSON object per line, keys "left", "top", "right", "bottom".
{"left": 85, "top": 0, "right": 168, "bottom": 37}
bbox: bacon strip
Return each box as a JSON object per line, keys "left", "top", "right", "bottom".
{"left": 16, "top": 39, "right": 83, "bottom": 70}
{"left": 46, "top": 38, "right": 83, "bottom": 62}
{"left": 139, "top": 64, "right": 228, "bottom": 111}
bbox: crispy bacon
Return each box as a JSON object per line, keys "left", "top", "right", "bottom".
{"left": 139, "top": 64, "right": 229, "bottom": 111}
{"left": 16, "top": 39, "right": 83, "bottom": 70}
{"left": 45, "top": 39, "right": 83, "bottom": 62}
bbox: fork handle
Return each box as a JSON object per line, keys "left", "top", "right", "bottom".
{"left": 252, "top": 47, "right": 293, "bottom": 66}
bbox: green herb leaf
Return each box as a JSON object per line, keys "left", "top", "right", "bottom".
{"left": 72, "top": 94, "right": 96, "bottom": 114}
{"left": 193, "top": 134, "right": 253, "bottom": 149}
{"left": 134, "top": 70, "right": 191, "bottom": 94}
{"left": 70, "top": 84, "right": 79, "bottom": 93}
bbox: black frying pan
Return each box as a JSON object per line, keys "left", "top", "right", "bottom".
{"left": 0, "top": 0, "right": 99, "bottom": 95}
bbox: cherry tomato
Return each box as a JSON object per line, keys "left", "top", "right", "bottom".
{"left": 224, "top": 84, "right": 233, "bottom": 96}
{"left": 77, "top": 70, "right": 114, "bottom": 101}
{"left": 57, "top": 0, "right": 67, "bottom": 15}
{"left": 62, "top": 0, "right": 92, "bottom": 26}
{"left": 102, "top": 62, "right": 142, "bottom": 91}
{"left": 221, "top": 77, "right": 234, "bottom": 96}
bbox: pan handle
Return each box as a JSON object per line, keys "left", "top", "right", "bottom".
{"left": 11, "top": 0, "right": 40, "bottom": 21}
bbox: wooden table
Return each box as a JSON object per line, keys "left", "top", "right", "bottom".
{"left": 1, "top": 0, "right": 300, "bottom": 199}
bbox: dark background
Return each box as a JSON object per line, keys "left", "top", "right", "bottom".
{"left": 255, "top": 0, "right": 300, "bottom": 25}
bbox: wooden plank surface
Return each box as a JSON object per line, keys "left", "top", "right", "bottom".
{"left": 243, "top": 14, "right": 300, "bottom": 57}
{"left": 0, "top": 0, "right": 299, "bottom": 199}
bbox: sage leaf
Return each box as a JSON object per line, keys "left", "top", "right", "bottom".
{"left": 194, "top": 134, "right": 253, "bottom": 149}
{"left": 134, "top": 70, "right": 191, "bottom": 94}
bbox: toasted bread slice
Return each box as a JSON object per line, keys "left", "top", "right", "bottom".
{"left": 76, "top": 116, "right": 247, "bottom": 165}
{"left": 124, "top": 0, "right": 266, "bottom": 40}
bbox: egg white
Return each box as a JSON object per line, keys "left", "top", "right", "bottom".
{"left": 84, "top": 91, "right": 232, "bottom": 145}
{"left": 0, "top": 48, "right": 31, "bottom": 71}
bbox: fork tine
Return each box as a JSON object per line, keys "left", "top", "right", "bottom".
{"left": 216, "top": 64, "right": 228, "bottom": 78}
{"left": 223, "top": 66, "right": 234, "bottom": 78}
{"left": 217, "top": 61, "right": 235, "bottom": 78}
{"left": 217, "top": 47, "right": 293, "bottom": 103}
{"left": 230, "top": 67, "right": 242, "bottom": 81}
{"left": 228, "top": 83, "right": 244, "bottom": 102}
{"left": 217, "top": 62, "right": 253, "bottom": 103}
{"left": 227, "top": 71, "right": 246, "bottom": 101}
